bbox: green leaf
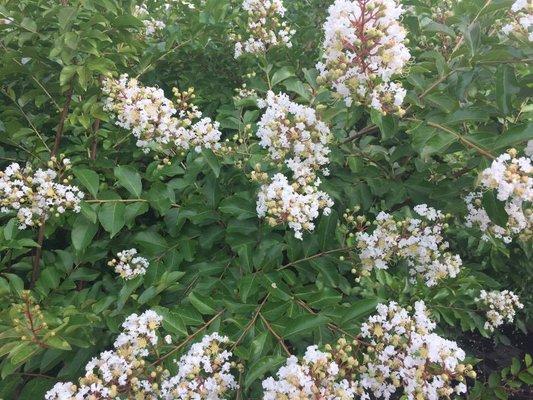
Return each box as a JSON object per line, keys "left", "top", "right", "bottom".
{"left": 341, "top": 298, "right": 379, "bottom": 323}
{"left": 219, "top": 195, "right": 256, "bottom": 220}
{"left": 98, "top": 202, "right": 126, "bottom": 237}
{"left": 188, "top": 292, "right": 217, "bottom": 315}
{"left": 271, "top": 67, "right": 294, "bottom": 87}
{"left": 71, "top": 215, "right": 98, "bottom": 251}
{"left": 518, "top": 371, "right": 533, "bottom": 385}
{"left": 482, "top": 191, "right": 508, "bottom": 227}
{"left": 73, "top": 168, "right": 99, "bottom": 198}
{"left": 244, "top": 356, "right": 285, "bottom": 388}
{"left": 59, "top": 65, "right": 77, "bottom": 87}
{"left": 114, "top": 165, "right": 142, "bottom": 198}
{"left": 316, "top": 210, "right": 338, "bottom": 250}
{"left": 496, "top": 65, "right": 520, "bottom": 116}
{"left": 464, "top": 22, "right": 481, "bottom": 57}
{"left": 44, "top": 336, "right": 71, "bottom": 351}
{"left": 135, "top": 231, "right": 168, "bottom": 254}
{"left": 20, "top": 17, "right": 37, "bottom": 32}
{"left": 202, "top": 149, "right": 221, "bottom": 178}
{"left": 511, "top": 358, "right": 521, "bottom": 375}
{"left": 283, "top": 314, "right": 328, "bottom": 338}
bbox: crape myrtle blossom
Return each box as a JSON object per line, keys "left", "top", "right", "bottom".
{"left": 360, "top": 301, "right": 472, "bottom": 399}
{"left": 45, "top": 310, "right": 239, "bottom": 400}
{"left": 0, "top": 160, "right": 83, "bottom": 230}
{"left": 133, "top": 4, "right": 166, "bottom": 37}
{"left": 262, "top": 343, "right": 363, "bottom": 399}
{"left": 160, "top": 332, "right": 238, "bottom": 399}
{"left": 254, "top": 91, "right": 334, "bottom": 239}
{"left": 476, "top": 290, "right": 524, "bottom": 332}
{"left": 102, "top": 74, "right": 221, "bottom": 155}
{"left": 45, "top": 310, "right": 164, "bottom": 400}
{"left": 108, "top": 248, "right": 150, "bottom": 279}
{"left": 256, "top": 91, "right": 331, "bottom": 185}
{"left": 262, "top": 301, "right": 472, "bottom": 399}
{"left": 501, "top": 0, "right": 533, "bottom": 41}
{"left": 465, "top": 149, "right": 532, "bottom": 243}
{"left": 257, "top": 173, "right": 333, "bottom": 240}
{"left": 316, "top": 0, "right": 411, "bottom": 114}
{"left": 356, "top": 205, "right": 462, "bottom": 286}
{"left": 234, "top": 0, "right": 295, "bottom": 58}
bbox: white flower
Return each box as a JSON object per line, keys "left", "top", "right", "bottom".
{"left": 109, "top": 248, "right": 149, "bottom": 280}
{"left": 360, "top": 301, "right": 469, "bottom": 399}
{"left": 356, "top": 205, "right": 461, "bottom": 286}
{"left": 234, "top": 0, "right": 294, "bottom": 58}
{"left": 501, "top": 0, "right": 533, "bottom": 41}
{"left": 45, "top": 310, "right": 163, "bottom": 400}
{"left": 134, "top": 4, "right": 166, "bottom": 37}
{"left": 257, "top": 173, "right": 333, "bottom": 239}
{"left": 476, "top": 290, "right": 524, "bottom": 331}
{"left": 0, "top": 163, "right": 84, "bottom": 229}
{"left": 317, "top": 0, "right": 411, "bottom": 114}
{"left": 262, "top": 345, "right": 360, "bottom": 399}
{"left": 160, "top": 332, "right": 238, "bottom": 399}
{"left": 256, "top": 91, "right": 331, "bottom": 185}
{"left": 102, "top": 75, "right": 221, "bottom": 155}
{"left": 466, "top": 149, "right": 532, "bottom": 243}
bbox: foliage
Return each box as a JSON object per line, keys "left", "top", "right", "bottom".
{"left": 0, "top": 0, "right": 531, "bottom": 398}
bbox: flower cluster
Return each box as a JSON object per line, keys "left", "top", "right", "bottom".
{"left": 465, "top": 149, "right": 532, "bottom": 243}
{"left": 108, "top": 248, "right": 150, "bottom": 280}
{"left": 234, "top": 0, "right": 294, "bottom": 58}
{"left": 134, "top": 4, "right": 166, "bottom": 37}
{"left": 256, "top": 91, "right": 331, "bottom": 185}
{"left": 160, "top": 332, "right": 239, "bottom": 399}
{"left": 501, "top": 0, "right": 532, "bottom": 42}
{"left": 0, "top": 161, "right": 83, "bottom": 229}
{"left": 359, "top": 301, "right": 471, "bottom": 399}
{"left": 356, "top": 205, "right": 462, "bottom": 286}
{"left": 254, "top": 92, "right": 333, "bottom": 239}
{"left": 476, "top": 290, "right": 524, "bottom": 332}
{"left": 102, "top": 74, "right": 221, "bottom": 155}
{"left": 263, "top": 301, "right": 471, "bottom": 399}
{"left": 316, "top": 0, "right": 411, "bottom": 114}
{"left": 45, "top": 310, "right": 239, "bottom": 400}
{"left": 257, "top": 173, "right": 333, "bottom": 240}
{"left": 45, "top": 310, "right": 164, "bottom": 400}
{"left": 262, "top": 343, "right": 363, "bottom": 399}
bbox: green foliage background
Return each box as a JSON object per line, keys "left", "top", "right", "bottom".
{"left": 0, "top": 0, "right": 532, "bottom": 398}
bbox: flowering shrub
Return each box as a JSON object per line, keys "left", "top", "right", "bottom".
{"left": 0, "top": 0, "right": 531, "bottom": 398}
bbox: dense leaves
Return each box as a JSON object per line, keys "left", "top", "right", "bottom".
{"left": 0, "top": 0, "right": 531, "bottom": 398}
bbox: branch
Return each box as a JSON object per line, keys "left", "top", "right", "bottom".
{"left": 259, "top": 313, "right": 291, "bottom": 356}
{"left": 277, "top": 246, "right": 355, "bottom": 271}
{"left": 424, "top": 120, "right": 495, "bottom": 159}
{"left": 52, "top": 83, "right": 73, "bottom": 157}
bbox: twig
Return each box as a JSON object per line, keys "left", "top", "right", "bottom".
{"left": 232, "top": 294, "right": 270, "bottom": 350}
{"left": 423, "top": 120, "right": 495, "bottom": 159}
{"left": 259, "top": 313, "right": 291, "bottom": 356}
{"left": 90, "top": 118, "right": 100, "bottom": 160}
{"left": 277, "top": 246, "right": 355, "bottom": 271}
{"left": 30, "top": 218, "right": 46, "bottom": 288}
{"left": 52, "top": 82, "right": 73, "bottom": 156}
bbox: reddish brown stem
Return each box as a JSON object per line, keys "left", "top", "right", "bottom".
{"left": 90, "top": 118, "right": 100, "bottom": 160}
{"left": 52, "top": 84, "right": 73, "bottom": 157}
